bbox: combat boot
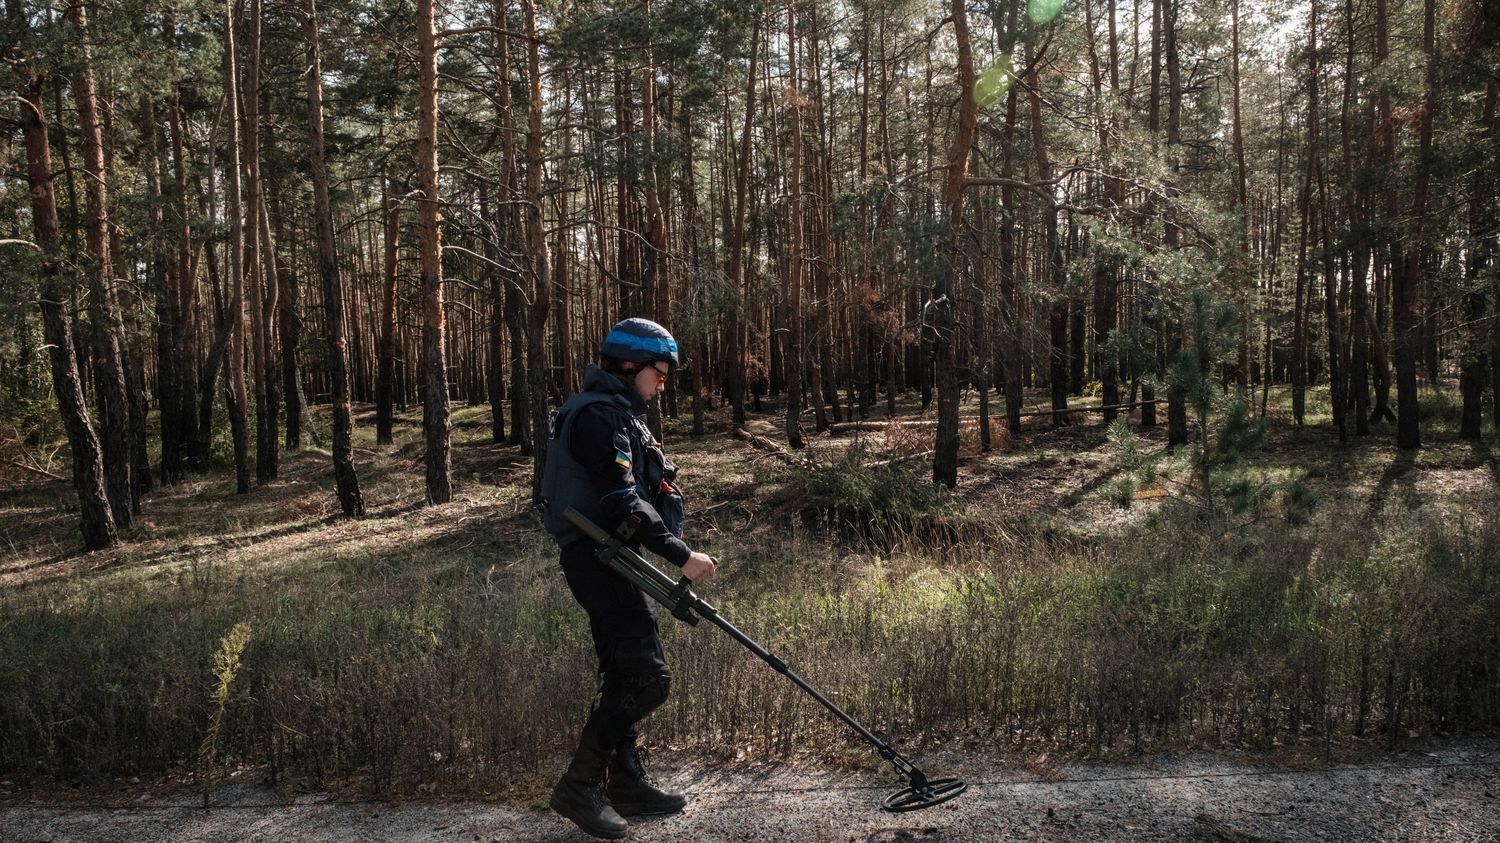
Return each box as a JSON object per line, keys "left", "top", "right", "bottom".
{"left": 607, "top": 743, "right": 686, "bottom": 816}
{"left": 550, "top": 740, "right": 628, "bottom": 839}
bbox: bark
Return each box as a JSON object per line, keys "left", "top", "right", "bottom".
{"left": 143, "top": 90, "right": 184, "bottom": 487}
{"left": 1460, "top": 80, "right": 1496, "bottom": 439}
{"left": 498, "top": 1, "right": 529, "bottom": 452}
{"left": 270, "top": 180, "right": 309, "bottom": 450}
{"left": 726, "top": 13, "right": 762, "bottom": 428}
{"left": 220, "top": 0, "right": 251, "bottom": 494}
{"left": 524, "top": 0, "right": 552, "bottom": 505}
{"left": 66, "top": 2, "right": 135, "bottom": 526}
{"left": 933, "top": 0, "right": 976, "bottom": 487}
{"left": 1026, "top": 40, "right": 1070, "bottom": 428}
{"left": 377, "top": 174, "right": 402, "bottom": 446}
{"left": 999, "top": 82, "right": 1024, "bottom": 434}
{"left": 1163, "top": 0, "right": 1187, "bottom": 448}
{"left": 1393, "top": 0, "right": 1435, "bottom": 450}
{"left": 303, "top": 0, "right": 364, "bottom": 515}
{"left": 639, "top": 22, "right": 668, "bottom": 438}
{"left": 784, "top": 3, "right": 806, "bottom": 451}
{"left": 681, "top": 98, "right": 707, "bottom": 437}
{"left": 418, "top": 0, "right": 453, "bottom": 503}
{"left": 479, "top": 181, "right": 506, "bottom": 445}
{"left": 1309, "top": 0, "right": 1347, "bottom": 440}
{"left": 1231, "top": 0, "right": 1251, "bottom": 395}
{"left": 166, "top": 11, "right": 202, "bottom": 469}
{"left": 806, "top": 4, "right": 831, "bottom": 433}
{"left": 1490, "top": 79, "right": 1500, "bottom": 431}
{"left": 1340, "top": 0, "right": 1370, "bottom": 436}
{"left": 246, "top": 0, "right": 279, "bottom": 482}
{"left": 18, "top": 69, "right": 117, "bottom": 550}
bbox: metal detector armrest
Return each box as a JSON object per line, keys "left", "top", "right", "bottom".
{"left": 564, "top": 507, "right": 700, "bottom": 626}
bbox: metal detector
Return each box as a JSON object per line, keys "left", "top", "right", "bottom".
{"left": 564, "top": 507, "right": 969, "bottom": 813}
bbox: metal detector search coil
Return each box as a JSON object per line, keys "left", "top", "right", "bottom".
{"left": 563, "top": 507, "right": 970, "bottom": 813}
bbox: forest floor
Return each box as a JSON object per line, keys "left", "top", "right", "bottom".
{"left": 2, "top": 382, "right": 1498, "bottom": 841}
{"left": 3, "top": 738, "right": 1498, "bottom": 841}
{"left": 5, "top": 382, "right": 1497, "bottom": 590}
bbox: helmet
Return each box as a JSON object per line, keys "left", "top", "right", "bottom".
{"left": 600, "top": 317, "right": 679, "bottom": 368}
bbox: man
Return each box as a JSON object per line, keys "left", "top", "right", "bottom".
{"left": 539, "top": 317, "right": 717, "bottom": 839}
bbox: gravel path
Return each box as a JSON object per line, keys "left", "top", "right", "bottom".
{"left": 5, "top": 739, "right": 1497, "bottom": 842}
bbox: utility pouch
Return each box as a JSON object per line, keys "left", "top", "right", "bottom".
{"left": 657, "top": 480, "right": 685, "bottom": 538}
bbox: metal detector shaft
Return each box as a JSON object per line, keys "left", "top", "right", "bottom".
{"left": 563, "top": 507, "right": 927, "bottom": 786}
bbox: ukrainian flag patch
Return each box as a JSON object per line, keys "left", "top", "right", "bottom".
{"left": 614, "top": 450, "right": 632, "bottom": 471}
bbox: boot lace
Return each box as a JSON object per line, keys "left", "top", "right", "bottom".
{"left": 634, "top": 746, "right": 655, "bottom": 783}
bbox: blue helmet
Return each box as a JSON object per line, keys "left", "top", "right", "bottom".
{"left": 600, "top": 317, "right": 679, "bottom": 369}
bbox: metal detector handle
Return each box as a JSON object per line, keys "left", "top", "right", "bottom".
{"left": 563, "top": 507, "right": 701, "bottom": 625}
{"left": 667, "top": 576, "right": 698, "bottom": 624}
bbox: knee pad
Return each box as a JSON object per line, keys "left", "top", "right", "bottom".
{"left": 624, "top": 671, "right": 670, "bottom": 715}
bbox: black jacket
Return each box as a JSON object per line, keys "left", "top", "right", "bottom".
{"left": 540, "top": 364, "right": 691, "bottom": 567}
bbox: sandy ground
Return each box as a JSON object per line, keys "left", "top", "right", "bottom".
{"left": 4, "top": 739, "right": 1497, "bottom": 842}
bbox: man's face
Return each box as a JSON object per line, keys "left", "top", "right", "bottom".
{"left": 632, "top": 361, "right": 670, "bottom": 402}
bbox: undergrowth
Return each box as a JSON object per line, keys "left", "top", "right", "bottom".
{"left": 770, "top": 442, "right": 969, "bottom": 547}
{"left": 2, "top": 497, "right": 1496, "bottom": 792}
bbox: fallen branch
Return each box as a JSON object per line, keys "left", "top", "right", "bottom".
{"left": 864, "top": 450, "right": 934, "bottom": 470}
{"left": 732, "top": 428, "right": 809, "bottom": 467}
{"left": 827, "top": 419, "right": 954, "bottom": 434}
{"left": 8, "top": 459, "right": 63, "bottom": 481}
{"left": 1015, "top": 399, "right": 1157, "bottom": 420}
{"left": 827, "top": 421, "right": 904, "bottom": 434}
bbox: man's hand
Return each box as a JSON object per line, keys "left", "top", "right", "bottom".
{"left": 682, "top": 551, "right": 716, "bottom": 584}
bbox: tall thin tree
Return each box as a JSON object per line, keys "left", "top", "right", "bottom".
{"left": 16, "top": 59, "right": 117, "bottom": 550}
{"left": 418, "top": 0, "right": 453, "bottom": 503}
{"left": 303, "top": 0, "right": 364, "bottom": 515}
{"left": 65, "top": 1, "right": 135, "bottom": 525}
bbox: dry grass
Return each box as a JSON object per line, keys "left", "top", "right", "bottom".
{"left": 0, "top": 389, "right": 1497, "bottom": 794}
{"left": 879, "top": 417, "right": 1010, "bottom": 456}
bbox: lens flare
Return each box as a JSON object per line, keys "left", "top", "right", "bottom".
{"left": 1028, "top": 0, "right": 1063, "bottom": 25}
{"left": 976, "top": 56, "right": 1014, "bottom": 107}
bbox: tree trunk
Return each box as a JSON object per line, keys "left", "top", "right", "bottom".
{"left": 1231, "top": 0, "right": 1251, "bottom": 396}
{"left": 524, "top": 0, "right": 552, "bottom": 505}
{"left": 143, "top": 91, "right": 183, "bottom": 487}
{"left": 220, "top": 0, "right": 252, "bottom": 494}
{"left": 377, "top": 174, "right": 402, "bottom": 446}
{"left": 166, "top": 11, "right": 202, "bottom": 469}
{"left": 417, "top": 0, "right": 453, "bottom": 503}
{"left": 1460, "top": 80, "right": 1496, "bottom": 439}
{"left": 270, "top": 179, "right": 309, "bottom": 450}
{"left": 784, "top": 3, "right": 806, "bottom": 451}
{"left": 1308, "top": 0, "right": 1346, "bottom": 440}
{"left": 481, "top": 177, "right": 506, "bottom": 444}
{"left": 932, "top": 0, "right": 976, "bottom": 487}
{"left": 1394, "top": 0, "right": 1435, "bottom": 450}
{"left": 19, "top": 69, "right": 118, "bottom": 550}
{"left": 303, "top": 0, "right": 364, "bottom": 516}
{"left": 999, "top": 81, "right": 1024, "bottom": 434}
{"left": 1026, "top": 40, "right": 1070, "bottom": 428}
{"left": 245, "top": 0, "right": 279, "bottom": 483}
{"left": 726, "top": 13, "right": 761, "bottom": 428}
{"left": 66, "top": 2, "right": 135, "bottom": 526}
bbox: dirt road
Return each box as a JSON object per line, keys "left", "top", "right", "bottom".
{"left": 5, "top": 739, "right": 1497, "bottom": 842}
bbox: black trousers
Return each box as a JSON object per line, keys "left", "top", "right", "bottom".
{"left": 559, "top": 541, "right": 672, "bottom": 753}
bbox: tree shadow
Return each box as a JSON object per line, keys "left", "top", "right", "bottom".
{"left": 1060, "top": 464, "right": 1122, "bottom": 508}
{"left": 1469, "top": 437, "right": 1500, "bottom": 489}
{"left": 1363, "top": 449, "right": 1418, "bottom": 522}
